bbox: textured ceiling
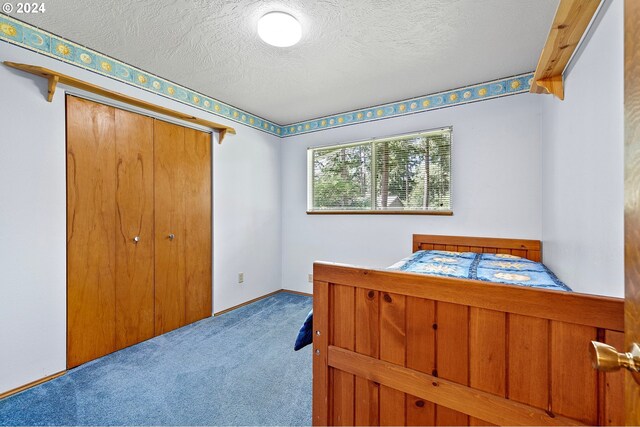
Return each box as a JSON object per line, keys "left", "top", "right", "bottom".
{"left": 19, "top": 0, "right": 558, "bottom": 124}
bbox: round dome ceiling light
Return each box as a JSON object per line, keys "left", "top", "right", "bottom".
{"left": 257, "top": 11, "right": 302, "bottom": 47}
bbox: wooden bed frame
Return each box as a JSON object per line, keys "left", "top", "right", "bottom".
{"left": 312, "top": 234, "right": 625, "bottom": 426}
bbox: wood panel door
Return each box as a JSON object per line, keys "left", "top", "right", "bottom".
{"left": 154, "top": 122, "right": 212, "bottom": 333}
{"left": 66, "top": 95, "right": 117, "bottom": 368}
{"left": 625, "top": 0, "right": 640, "bottom": 422}
{"left": 68, "top": 96, "right": 211, "bottom": 367}
{"left": 593, "top": 2, "right": 640, "bottom": 422}
{"left": 154, "top": 120, "right": 187, "bottom": 334}
{"left": 114, "top": 109, "right": 155, "bottom": 350}
{"left": 184, "top": 128, "right": 212, "bottom": 324}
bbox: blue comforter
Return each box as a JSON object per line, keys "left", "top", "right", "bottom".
{"left": 294, "top": 250, "right": 570, "bottom": 350}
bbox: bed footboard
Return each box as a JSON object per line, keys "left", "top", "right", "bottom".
{"left": 312, "top": 262, "right": 624, "bottom": 426}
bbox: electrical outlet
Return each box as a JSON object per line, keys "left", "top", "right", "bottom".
{"left": 308, "top": 274, "right": 313, "bottom": 283}
{"left": 238, "top": 272, "right": 244, "bottom": 284}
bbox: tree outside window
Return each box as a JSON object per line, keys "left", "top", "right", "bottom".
{"left": 308, "top": 128, "right": 451, "bottom": 213}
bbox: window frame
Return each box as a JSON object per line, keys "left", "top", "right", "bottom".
{"left": 306, "top": 127, "right": 453, "bottom": 215}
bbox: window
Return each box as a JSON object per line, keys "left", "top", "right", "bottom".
{"left": 308, "top": 127, "right": 452, "bottom": 214}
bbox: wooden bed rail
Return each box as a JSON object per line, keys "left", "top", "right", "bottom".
{"left": 312, "top": 234, "right": 625, "bottom": 426}
{"left": 328, "top": 346, "right": 583, "bottom": 426}
{"left": 314, "top": 262, "right": 623, "bottom": 331}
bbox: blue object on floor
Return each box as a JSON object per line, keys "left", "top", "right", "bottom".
{"left": 293, "top": 310, "right": 313, "bottom": 351}
{"left": 0, "top": 292, "right": 313, "bottom": 426}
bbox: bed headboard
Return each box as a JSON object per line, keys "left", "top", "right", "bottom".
{"left": 412, "top": 234, "right": 542, "bottom": 262}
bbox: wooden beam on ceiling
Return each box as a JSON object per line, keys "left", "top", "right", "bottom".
{"left": 530, "top": 0, "right": 602, "bottom": 100}
{"left": 3, "top": 61, "right": 236, "bottom": 143}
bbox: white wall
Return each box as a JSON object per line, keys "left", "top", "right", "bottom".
{"left": 281, "top": 94, "right": 544, "bottom": 293}
{"left": 0, "top": 41, "right": 282, "bottom": 394}
{"left": 540, "top": 0, "right": 624, "bottom": 297}
{"left": 0, "top": 0, "right": 624, "bottom": 396}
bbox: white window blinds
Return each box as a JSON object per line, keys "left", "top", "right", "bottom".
{"left": 308, "top": 127, "right": 452, "bottom": 212}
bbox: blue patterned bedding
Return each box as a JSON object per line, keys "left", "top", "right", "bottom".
{"left": 294, "top": 250, "right": 570, "bottom": 351}
{"left": 389, "top": 250, "right": 571, "bottom": 291}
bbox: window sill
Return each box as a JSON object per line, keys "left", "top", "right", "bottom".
{"left": 306, "top": 210, "right": 453, "bottom": 216}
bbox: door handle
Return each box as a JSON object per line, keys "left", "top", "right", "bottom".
{"left": 133, "top": 236, "right": 140, "bottom": 243}
{"left": 590, "top": 340, "right": 640, "bottom": 374}
{"left": 168, "top": 233, "right": 175, "bottom": 240}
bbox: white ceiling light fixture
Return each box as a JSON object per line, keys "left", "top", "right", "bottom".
{"left": 257, "top": 11, "right": 302, "bottom": 47}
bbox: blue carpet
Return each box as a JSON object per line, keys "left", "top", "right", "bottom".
{"left": 0, "top": 292, "right": 312, "bottom": 426}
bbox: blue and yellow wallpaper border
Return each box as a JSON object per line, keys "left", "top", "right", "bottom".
{"left": 0, "top": 13, "right": 533, "bottom": 139}
{"left": 0, "top": 14, "right": 282, "bottom": 136}
{"left": 281, "top": 72, "right": 533, "bottom": 137}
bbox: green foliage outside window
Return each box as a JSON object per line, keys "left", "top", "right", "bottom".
{"left": 309, "top": 128, "right": 451, "bottom": 212}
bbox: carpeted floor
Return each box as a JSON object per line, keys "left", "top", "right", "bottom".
{"left": 0, "top": 292, "right": 313, "bottom": 426}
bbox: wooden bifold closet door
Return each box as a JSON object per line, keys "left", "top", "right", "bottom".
{"left": 114, "top": 108, "right": 155, "bottom": 350}
{"left": 67, "top": 96, "right": 211, "bottom": 368}
{"left": 154, "top": 121, "right": 212, "bottom": 335}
